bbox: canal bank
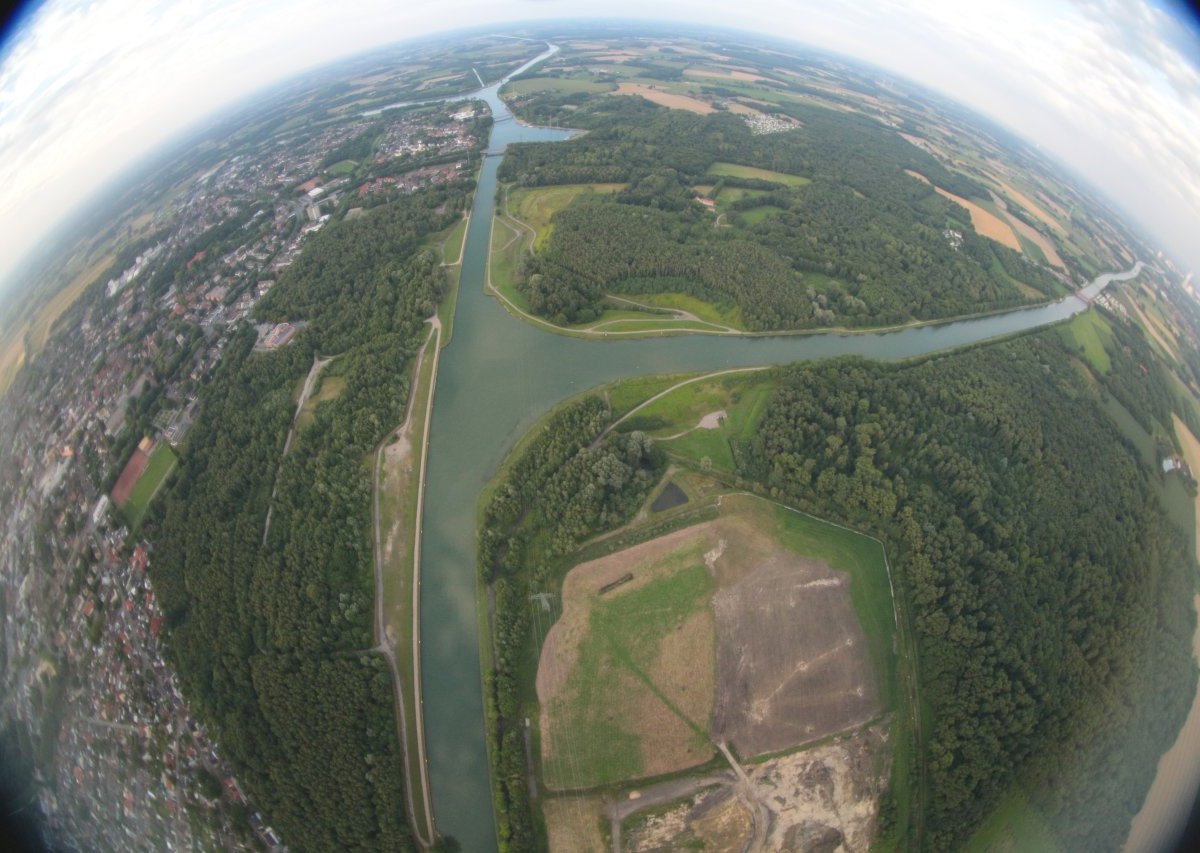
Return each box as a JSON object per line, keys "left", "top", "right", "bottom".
{"left": 415, "top": 47, "right": 1145, "bottom": 852}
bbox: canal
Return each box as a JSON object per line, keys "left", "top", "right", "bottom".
{"left": 417, "top": 47, "right": 1143, "bottom": 852}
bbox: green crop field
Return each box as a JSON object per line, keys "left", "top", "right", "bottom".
{"left": 123, "top": 444, "right": 177, "bottom": 529}
{"left": 707, "top": 162, "right": 811, "bottom": 186}
{"left": 502, "top": 76, "right": 615, "bottom": 98}
{"left": 1060, "top": 310, "right": 1113, "bottom": 373}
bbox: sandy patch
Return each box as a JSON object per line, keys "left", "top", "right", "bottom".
{"left": 623, "top": 725, "right": 892, "bottom": 851}
{"left": 753, "top": 726, "right": 891, "bottom": 851}
{"left": 905, "top": 168, "right": 931, "bottom": 185}
{"left": 613, "top": 83, "right": 715, "bottom": 114}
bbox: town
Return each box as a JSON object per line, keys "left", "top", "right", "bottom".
{"left": 0, "top": 96, "right": 488, "bottom": 850}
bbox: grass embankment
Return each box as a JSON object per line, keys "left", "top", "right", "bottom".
{"left": 375, "top": 321, "right": 440, "bottom": 845}
{"left": 122, "top": 444, "right": 177, "bottom": 529}
{"left": 374, "top": 233, "right": 460, "bottom": 844}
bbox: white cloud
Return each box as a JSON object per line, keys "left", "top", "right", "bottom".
{"left": 0, "top": 0, "right": 1198, "bottom": 302}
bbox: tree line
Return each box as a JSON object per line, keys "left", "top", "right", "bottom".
{"left": 500, "top": 95, "right": 1062, "bottom": 330}
{"left": 741, "top": 334, "right": 1196, "bottom": 850}
{"left": 147, "top": 182, "right": 470, "bottom": 850}
{"left": 478, "top": 396, "right": 664, "bottom": 851}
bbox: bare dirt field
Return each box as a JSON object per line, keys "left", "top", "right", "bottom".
{"left": 612, "top": 83, "right": 714, "bottom": 114}
{"left": 537, "top": 500, "right": 881, "bottom": 790}
{"left": 619, "top": 725, "right": 891, "bottom": 852}
{"left": 724, "top": 101, "right": 763, "bottom": 116}
{"left": 711, "top": 548, "right": 879, "bottom": 757}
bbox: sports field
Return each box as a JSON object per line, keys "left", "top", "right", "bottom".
{"left": 121, "top": 444, "right": 177, "bottom": 528}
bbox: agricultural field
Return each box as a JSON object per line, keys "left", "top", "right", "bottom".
{"left": 502, "top": 76, "right": 615, "bottom": 99}
{"left": 706, "top": 161, "right": 811, "bottom": 187}
{"left": 611, "top": 82, "right": 715, "bottom": 114}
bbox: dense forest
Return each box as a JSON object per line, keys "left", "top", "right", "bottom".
{"left": 478, "top": 397, "right": 664, "bottom": 851}
{"left": 742, "top": 336, "right": 1196, "bottom": 850}
{"left": 500, "top": 95, "right": 1063, "bottom": 329}
{"left": 147, "top": 180, "right": 471, "bottom": 851}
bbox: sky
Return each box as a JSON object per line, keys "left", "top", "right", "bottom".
{"left": 0, "top": 0, "right": 1198, "bottom": 301}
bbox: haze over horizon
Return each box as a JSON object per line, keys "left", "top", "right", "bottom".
{"left": 0, "top": 0, "right": 1198, "bottom": 307}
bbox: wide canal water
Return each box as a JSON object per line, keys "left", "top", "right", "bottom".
{"left": 417, "top": 48, "right": 1144, "bottom": 852}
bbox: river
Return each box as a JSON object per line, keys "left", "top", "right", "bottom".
{"left": 415, "top": 45, "right": 1145, "bottom": 852}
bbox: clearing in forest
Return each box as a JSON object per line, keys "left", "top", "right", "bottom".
{"left": 706, "top": 161, "right": 811, "bottom": 186}
{"left": 536, "top": 494, "right": 888, "bottom": 791}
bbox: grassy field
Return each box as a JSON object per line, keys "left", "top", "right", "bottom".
{"left": 1059, "top": 310, "right": 1113, "bottom": 374}
{"left": 295, "top": 375, "right": 347, "bottom": 432}
{"left": 706, "top": 162, "right": 811, "bottom": 186}
{"left": 502, "top": 76, "right": 615, "bottom": 98}
{"left": 963, "top": 785, "right": 1062, "bottom": 853}
{"left": 540, "top": 552, "right": 716, "bottom": 789}
{"left": 612, "top": 292, "right": 744, "bottom": 329}
{"left": 507, "top": 183, "right": 626, "bottom": 251}
{"left": 615, "top": 372, "right": 777, "bottom": 473}
{"left": 122, "top": 444, "right": 177, "bottom": 529}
